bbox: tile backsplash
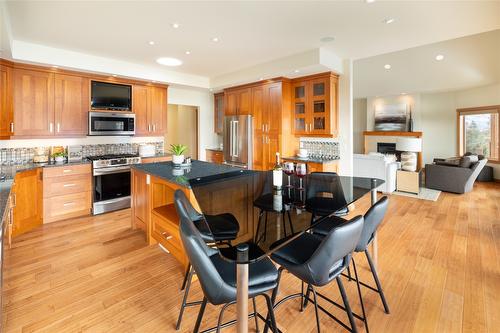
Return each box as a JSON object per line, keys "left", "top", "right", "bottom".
{"left": 0, "top": 141, "right": 164, "bottom": 165}
{"left": 299, "top": 137, "right": 340, "bottom": 159}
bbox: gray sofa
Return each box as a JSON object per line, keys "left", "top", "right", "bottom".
{"left": 425, "top": 154, "right": 488, "bottom": 194}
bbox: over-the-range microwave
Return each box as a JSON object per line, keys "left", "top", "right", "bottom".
{"left": 88, "top": 111, "right": 135, "bottom": 136}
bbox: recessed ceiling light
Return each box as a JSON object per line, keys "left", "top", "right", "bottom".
{"left": 294, "top": 69, "right": 300, "bottom": 73}
{"left": 185, "top": 50, "right": 191, "bottom": 55}
{"left": 384, "top": 64, "right": 391, "bottom": 70}
{"left": 52, "top": 65, "right": 58, "bottom": 68}
{"left": 171, "top": 23, "right": 180, "bottom": 29}
{"left": 156, "top": 57, "right": 183, "bottom": 66}
{"left": 259, "top": 77, "right": 264, "bottom": 81}
{"left": 435, "top": 54, "right": 444, "bottom": 61}
{"left": 365, "top": 0, "right": 376, "bottom": 3}
{"left": 212, "top": 37, "right": 220, "bottom": 42}
{"left": 383, "top": 18, "right": 395, "bottom": 24}
{"left": 148, "top": 41, "right": 155, "bottom": 45}
{"left": 401, "top": 92, "right": 407, "bottom": 95}
{"left": 152, "top": 80, "right": 157, "bottom": 83}
{"left": 320, "top": 36, "right": 335, "bottom": 43}
{"left": 112, "top": 74, "right": 117, "bottom": 77}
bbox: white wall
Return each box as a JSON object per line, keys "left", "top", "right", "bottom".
{"left": 166, "top": 104, "right": 198, "bottom": 158}
{"left": 360, "top": 83, "right": 500, "bottom": 179}
{"left": 353, "top": 98, "right": 367, "bottom": 154}
{"left": 338, "top": 59, "right": 353, "bottom": 176}
{"left": 167, "top": 86, "right": 218, "bottom": 161}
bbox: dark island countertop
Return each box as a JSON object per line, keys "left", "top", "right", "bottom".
{"left": 282, "top": 156, "right": 340, "bottom": 164}
{"left": 131, "top": 160, "right": 247, "bottom": 188}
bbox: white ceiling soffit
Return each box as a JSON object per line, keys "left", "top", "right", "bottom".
{"left": 0, "top": 1, "right": 13, "bottom": 59}
{"left": 5, "top": 0, "right": 500, "bottom": 80}
{"left": 354, "top": 29, "right": 500, "bottom": 98}
{"left": 210, "top": 48, "right": 343, "bottom": 90}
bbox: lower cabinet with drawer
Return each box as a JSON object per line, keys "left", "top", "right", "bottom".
{"left": 206, "top": 149, "right": 223, "bottom": 164}
{"left": 43, "top": 164, "right": 92, "bottom": 223}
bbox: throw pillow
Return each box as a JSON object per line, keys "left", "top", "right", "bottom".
{"left": 459, "top": 155, "right": 474, "bottom": 168}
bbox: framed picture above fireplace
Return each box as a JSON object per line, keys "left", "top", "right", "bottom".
{"left": 374, "top": 103, "right": 408, "bottom": 131}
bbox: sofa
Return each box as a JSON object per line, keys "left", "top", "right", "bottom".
{"left": 425, "top": 153, "right": 488, "bottom": 194}
{"left": 353, "top": 153, "right": 398, "bottom": 193}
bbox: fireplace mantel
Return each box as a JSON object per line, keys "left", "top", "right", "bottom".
{"left": 363, "top": 131, "right": 423, "bottom": 169}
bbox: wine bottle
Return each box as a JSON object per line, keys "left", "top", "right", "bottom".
{"left": 272, "top": 152, "right": 283, "bottom": 189}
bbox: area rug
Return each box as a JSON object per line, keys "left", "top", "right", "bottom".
{"left": 392, "top": 187, "right": 441, "bottom": 201}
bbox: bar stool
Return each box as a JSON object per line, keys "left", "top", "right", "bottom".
{"left": 175, "top": 195, "right": 240, "bottom": 330}
{"left": 306, "top": 172, "right": 349, "bottom": 225}
{"left": 312, "top": 196, "right": 390, "bottom": 332}
{"left": 175, "top": 190, "right": 280, "bottom": 333}
{"left": 266, "top": 215, "right": 365, "bottom": 333}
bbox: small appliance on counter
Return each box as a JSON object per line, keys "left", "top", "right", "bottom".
{"left": 298, "top": 149, "right": 308, "bottom": 158}
{"left": 68, "top": 145, "right": 83, "bottom": 162}
{"left": 139, "top": 144, "right": 156, "bottom": 157}
{"left": 33, "top": 147, "right": 49, "bottom": 164}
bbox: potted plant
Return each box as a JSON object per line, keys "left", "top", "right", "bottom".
{"left": 52, "top": 151, "right": 66, "bottom": 163}
{"left": 170, "top": 144, "right": 187, "bottom": 165}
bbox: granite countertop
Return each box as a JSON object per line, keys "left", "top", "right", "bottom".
{"left": 282, "top": 156, "right": 340, "bottom": 164}
{"left": 206, "top": 147, "right": 223, "bottom": 152}
{"left": 131, "top": 160, "right": 246, "bottom": 188}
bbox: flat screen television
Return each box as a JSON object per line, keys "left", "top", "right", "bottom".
{"left": 91, "top": 81, "right": 132, "bottom": 111}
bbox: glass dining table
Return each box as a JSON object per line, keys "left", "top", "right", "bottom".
{"left": 189, "top": 170, "right": 384, "bottom": 333}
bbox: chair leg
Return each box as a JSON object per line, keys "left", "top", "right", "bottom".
{"left": 216, "top": 302, "right": 232, "bottom": 333}
{"left": 263, "top": 268, "right": 283, "bottom": 333}
{"left": 176, "top": 265, "right": 195, "bottom": 330}
{"left": 352, "top": 258, "right": 369, "bottom": 333}
{"left": 303, "top": 283, "right": 312, "bottom": 310}
{"left": 365, "top": 249, "right": 390, "bottom": 314}
{"left": 281, "top": 211, "right": 288, "bottom": 236}
{"left": 336, "top": 277, "right": 358, "bottom": 333}
{"left": 180, "top": 263, "right": 191, "bottom": 291}
{"left": 346, "top": 265, "right": 352, "bottom": 281}
{"left": 263, "top": 212, "right": 268, "bottom": 241}
{"left": 254, "top": 210, "right": 264, "bottom": 243}
{"left": 262, "top": 293, "right": 279, "bottom": 333}
{"left": 193, "top": 297, "right": 208, "bottom": 333}
{"left": 252, "top": 297, "right": 260, "bottom": 333}
{"left": 287, "top": 210, "right": 295, "bottom": 234}
{"left": 300, "top": 281, "right": 305, "bottom": 311}
{"left": 311, "top": 286, "right": 322, "bottom": 333}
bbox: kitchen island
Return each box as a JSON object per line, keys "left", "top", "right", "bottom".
{"left": 130, "top": 160, "right": 258, "bottom": 269}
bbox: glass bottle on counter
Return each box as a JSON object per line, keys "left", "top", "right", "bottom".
{"left": 272, "top": 152, "right": 283, "bottom": 189}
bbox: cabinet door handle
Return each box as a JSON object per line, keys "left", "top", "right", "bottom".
{"left": 63, "top": 202, "right": 75, "bottom": 207}
{"left": 153, "top": 124, "right": 156, "bottom": 132}
{"left": 57, "top": 123, "right": 60, "bottom": 133}
{"left": 12, "top": 193, "right": 16, "bottom": 208}
{"left": 10, "top": 122, "right": 14, "bottom": 133}
{"left": 262, "top": 124, "right": 264, "bottom": 131}
{"left": 63, "top": 169, "right": 72, "bottom": 173}
{"left": 148, "top": 124, "right": 151, "bottom": 132}
{"left": 49, "top": 123, "right": 54, "bottom": 133}
{"left": 63, "top": 183, "right": 76, "bottom": 187}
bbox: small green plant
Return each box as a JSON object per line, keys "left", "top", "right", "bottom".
{"left": 170, "top": 144, "right": 187, "bottom": 156}
{"left": 51, "top": 151, "right": 66, "bottom": 158}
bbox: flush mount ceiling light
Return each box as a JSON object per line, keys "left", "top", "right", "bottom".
{"left": 294, "top": 69, "right": 300, "bottom": 73}
{"left": 383, "top": 18, "right": 395, "bottom": 24}
{"left": 212, "top": 37, "right": 220, "bottom": 42}
{"left": 435, "top": 54, "right": 445, "bottom": 61}
{"left": 148, "top": 41, "right": 155, "bottom": 45}
{"left": 185, "top": 50, "right": 191, "bottom": 55}
{"left": 384, "top": 64, "right": 391, "bottom": 70}
{"left": 320, "top": 36, "right": 335, "bottom": 43}
{"left": 171, "top": 23, "right": 180, "bottom": 29}
{"left": 365, "top": 0, "right": 376, "bottom": 3}
{"left": 156, "top": 57, "right": 183, "bottom": 66}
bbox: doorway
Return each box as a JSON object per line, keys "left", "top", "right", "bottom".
{"left": 166, "top": 104, "right": 199, "bottom": 159}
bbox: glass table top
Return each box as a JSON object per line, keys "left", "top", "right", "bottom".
{"left": 189, "top": 170, "right": 384, "bottom": 264}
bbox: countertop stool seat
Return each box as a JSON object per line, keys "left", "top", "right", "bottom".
{"left": 175, "top": 190, "right": 280, "bottom": 333}
{"left": 175, "top": 195, "right": 240, "bottom": 331}
{"left": 264, "top": 216, "right": 365, "bottom": 333}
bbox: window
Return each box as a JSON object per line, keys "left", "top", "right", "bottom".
{"left": 457, "top": 106, "right": 499, "bottom": 162}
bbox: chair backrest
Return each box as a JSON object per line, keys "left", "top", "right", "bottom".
{"left": 174, "top": 190, "right": 235, "bottom": 305}
{"left": 356, "top": 196, "right": 388, "bottom": 252}
{"left": 305, "top": 215, "right": 364, "bottom": 286}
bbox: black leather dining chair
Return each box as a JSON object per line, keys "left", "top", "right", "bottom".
{"left": 306, "top": 172, "right": 349, "bottom": 224}
{"left": 174, "top": 193, "right": 240, "bottom": 330}
{"left": 266, "top": 215, "right": 365, "bottom": 333}
{"left": 175, "top": 190, "right": 280, "bottom": 333}
{"left": 312, "top": 196, "right": 390, "bottom": 332}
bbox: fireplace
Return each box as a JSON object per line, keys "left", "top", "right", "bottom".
{"left": 377, "top": 143, "right": 396, "bottom": 154}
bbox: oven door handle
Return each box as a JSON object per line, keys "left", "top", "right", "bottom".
{"left": 93, "top": 166, "right": 131, "bottom": 176}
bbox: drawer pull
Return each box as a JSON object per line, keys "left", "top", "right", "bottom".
{"left": 63, "top": 183, "right": 76, "bottom": 187}
{"left": 63, "top": 169, "right": 72, "bottom": 173}
{"left": 161, "top": 232, "right": 173, "bottom": 240}
{"left": 63, "top": 202, "right": 75, "bottom": 206}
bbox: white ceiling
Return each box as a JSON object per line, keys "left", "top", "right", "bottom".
{"left": 354, "top": 29, "right": 500, "bottom": 98}
{"left": 4, "top": 0, "right": 500, "bottom": 80}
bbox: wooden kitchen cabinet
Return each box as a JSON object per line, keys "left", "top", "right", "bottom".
{"left": 131, "top": 169, "right": 149, "bottom": 233}
{"left": 225, "top": 87, "right": 251, "bottom": 115}
{"left": 12, "top": 169, "right": 43, "bottom": 237}
{"left": 54, "top": 74, "right": 88, "bottom": 136}
{"left": 0, "top": 62, "right": 13, "bottom": 138}
{"left": 133, "top": 85, "right": 150, "bottom": 136}
{"left": 13, "top": 69, "right": 55, "bottom": 136}
{"left": 214, "top": 92, "right": 224, "bottom": 133}
{"left": 292, "top": 72, "right": 338, "bottom": 137}
{"left": 149, "top": 86, "right": 167, "bottom": 135}
{"left": 133, "top": 85, "right": 167, "bottom": 136}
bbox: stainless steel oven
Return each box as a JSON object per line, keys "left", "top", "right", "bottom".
{"left": 89, "top": 154, "right": 141, "bottom": 215}
{"left": 88, "top": 111, "right": 135, "bottom": 136}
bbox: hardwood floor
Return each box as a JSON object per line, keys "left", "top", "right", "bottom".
{"left": 3, "top": 182, "right": 499, "bottom": 332}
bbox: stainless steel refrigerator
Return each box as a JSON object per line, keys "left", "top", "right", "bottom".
{"left": 223, "top": 115, "right": 253, "bottom": 169}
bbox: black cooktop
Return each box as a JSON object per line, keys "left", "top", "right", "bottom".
{"left": 87, "top": 154, "right": 139, "bottom": 161}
